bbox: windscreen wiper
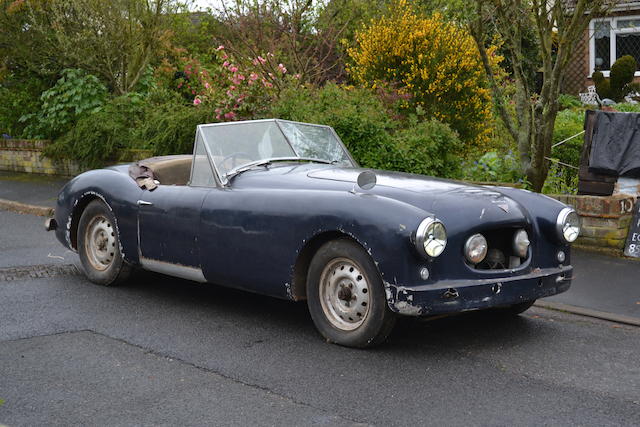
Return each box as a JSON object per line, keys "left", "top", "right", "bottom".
{"left": 223, "top": 157, "right": 335, "bottom": 182}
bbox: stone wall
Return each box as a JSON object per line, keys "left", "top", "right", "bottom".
{"left": 552, "top": 193, "right": 636, "bottom": 250}
{"left": 0, "top": 139, "right": 152, "bottom": 177}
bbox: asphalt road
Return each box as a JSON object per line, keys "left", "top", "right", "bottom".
{"left": 1, "top": 211, "right": 639, "bottom": 426}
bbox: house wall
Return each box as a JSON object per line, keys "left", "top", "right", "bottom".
{"left": 562, "top": 9, "right": 640, "bottom": 95}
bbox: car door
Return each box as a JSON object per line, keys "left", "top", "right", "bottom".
{"left": 137, "top": 136, "right": 216, "bottom": 282}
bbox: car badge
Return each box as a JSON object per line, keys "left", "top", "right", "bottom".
{"left": 497, "top": 203, "right": 509, "bottom": 213}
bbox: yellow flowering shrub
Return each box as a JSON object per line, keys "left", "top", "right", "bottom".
{"left": 348, "top": 0, "right": 496, "bottom": 147}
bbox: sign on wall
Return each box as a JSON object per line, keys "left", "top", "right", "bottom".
{"left": 624, "top": 201, "right": 640, "bottom": 258}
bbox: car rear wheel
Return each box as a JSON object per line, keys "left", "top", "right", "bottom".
{"left": 78, "top": 199, "right": 131, "bottom": 286}
{"left": 307, "top": 239, "right": 396, "bottom": 348}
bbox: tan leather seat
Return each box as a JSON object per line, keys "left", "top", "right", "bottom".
{"left": 139, "top": 155, "right": 193, "bottom": 186}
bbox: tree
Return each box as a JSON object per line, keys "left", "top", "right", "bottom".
{"left": 469, "top": 0, "right": 611, "bottom": 191}
{"left": 213, "top": 0, "right": 376, "bottom": 84}
{"left": 0, "top": 0, "right": 176, "bottom": 95}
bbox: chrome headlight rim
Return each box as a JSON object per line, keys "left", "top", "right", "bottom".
{"left": 415, "top": 217, "right": 447, "bottom": 258}
{"left": 513, "top": 229, "right": 530, "bottom": 258}
{"left": 556, "top": 207, "right": 581, "bottom": 243}
{"left": 464, "top": 233, "right": 488, "bottom": 265}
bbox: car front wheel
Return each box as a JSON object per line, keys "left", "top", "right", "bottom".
{"left": 307, "top": 239, "right": 396, "bottom": 348}
{"left": 78, "top": 199, "right": 131, "bottom": 286}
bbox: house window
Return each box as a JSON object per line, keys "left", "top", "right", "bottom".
{"left": 590, "top": 17, "right": 640, "bottom": 76}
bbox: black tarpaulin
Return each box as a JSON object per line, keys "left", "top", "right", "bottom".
{"left": 589, "top": 111, "right": 640, "bottom": 177}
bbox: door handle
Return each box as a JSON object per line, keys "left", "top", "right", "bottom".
{"left": 137, "top": 200, "right": 153, "bottom": 206}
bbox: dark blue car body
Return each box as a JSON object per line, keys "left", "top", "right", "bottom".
{"left": 53, "top": 158, "right": 573, "bottom": 317}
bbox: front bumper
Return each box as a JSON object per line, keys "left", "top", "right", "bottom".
{"left": 385, "top": 265, "right": 572, "bottom": 316}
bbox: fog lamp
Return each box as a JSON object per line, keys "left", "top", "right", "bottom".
{"left": 513, "top": 229, "right": 530, "bottom": 258}
{"left": 464, "top": 233, "right": 488, "bottom": 264}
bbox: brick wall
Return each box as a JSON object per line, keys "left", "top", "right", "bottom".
{"left": 0, "top": 139, "right": 152, "bottom": 177}
{"left": 552, "top": 193, "right": 636, "bottom": 250}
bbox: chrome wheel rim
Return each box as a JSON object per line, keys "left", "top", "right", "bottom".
{"left": 319, "top": 257, "right": 371, "bottom": 331}
{"left": 84, "top": 215, "right": 116, "bottom": 271}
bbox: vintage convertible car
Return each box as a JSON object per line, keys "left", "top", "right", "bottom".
{"left": 47, "top": 119, "right": 580, "bottom": 347}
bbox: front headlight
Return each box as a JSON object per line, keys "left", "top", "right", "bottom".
{"left": 415, "top": 217, "right": 447, "bottom": 258}
{"left": 513, "top": 229, "right": 530, "bottom": 258}
{"left": 556, "top": 207, "right": 581, "bottom": 243}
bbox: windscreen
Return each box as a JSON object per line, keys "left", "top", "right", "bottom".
{"left": 198, "top": 120, "right": 353, "bottom": 177}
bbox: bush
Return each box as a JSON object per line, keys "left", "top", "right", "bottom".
{"left": 347, "top": 0, "right": 495, "bottom": 147}
{"left": 558, "top": 94, "right": 583, "bottom": 110}
{"left": 388, "top": 119, "right": 462, "bottom": 178}
{"left": 545, "top": 109, "right": 584, "bottom": 194}
{"left": 20, "top": 69, "right": 108, "bottom": 139}
{"left": 137, "top": 98, "right": 213, "bottom": 155}
{"left": 610, "top": 55, "right": 637, "bottom": 101}
{"left": 47, "top": 88, "right": 213, "bottom": 167}
{"left": 45, "top": 95, "right": 145, "bottom": 168}
{"left": 592, "top": 70, "right": 610, "bottom": 100}
{"left": 272, "top": 83, "right": 462, "bottom": 178}
{"left": 612, "top": 102, "right": 640, "bottom": 112}
{"left": 272, "top": 83, "right": 395, "bottom": 169}
{"left": 462, "top": 151, "right": 524, "bottom": 184}
{"left": 0, "top": 75, "right": 49, "bottom": 138}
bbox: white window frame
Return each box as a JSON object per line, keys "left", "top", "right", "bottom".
{"left": 589, "top": 15, "right": 640, "bottom": 77}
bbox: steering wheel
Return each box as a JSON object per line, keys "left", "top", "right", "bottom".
{"left": 221, "top": 152, "right": 252, "bottom": 171}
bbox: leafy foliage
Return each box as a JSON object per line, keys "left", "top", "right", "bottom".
{"left": 272, "top": 83, "right": 462, "bottom": 178}
{"left": 388, "top": 119, "right": 462, "bottom": 178}
{"left": 348, "top": 0, "right": 494, "bottom": 146}
{"left": 557, "top": 94, "right": 583, "bottom": 111}
{"left": 45, "top": 95, "right": 145, "bottom": 168}
{"left": 0, "top": 73, "right": 49, "bottom": 137}
{"left": 610, "top": 55, "right": 637, "bottom": 101}
{"left": 20, "top": 69, "right": 108, "bottom": 139}
{"left": 592, "top": 71, "right": 610, "bottom": 100}
{"left": 462, "top": 151, "right": 524, "bottom": 184}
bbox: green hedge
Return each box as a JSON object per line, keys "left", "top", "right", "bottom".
{"left": 272, "top": 83, "right": 462, "bottom": 178}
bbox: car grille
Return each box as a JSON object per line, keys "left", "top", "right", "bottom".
{"left": 473, "top": 227, "right": 529, "bottom": 270}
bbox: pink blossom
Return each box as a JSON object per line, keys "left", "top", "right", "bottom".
{"left": 294, "top": 73, "right": 301, "bottom": 79}
{"left": 215, "top": 108, "right": 222, "bottom": 114}
{"left": 229, "top": 66, "right": 238, "bottom": 73}
{"left": 216, "top": 114, "right": 222, "bottom": 120}
{"left": 193, "top": 98, "right": 202, "bottom": 106}
{"left": 204, "top": 82, "right": 211, "bottom": 89}
{"left": 216, "top": 45, "right": 225, "bottom": 51}
{"left": 224, "top": 111, "right": 236, "bottom": 120}
{"left": 177, "top": 82, "right": 183, "bottom": 89}
{"left": 192, "top": 90, "right": 196, "bottom": 95}
{"left": 278, "top": 63, "right": 287, "bottom": 74}
{"left": 222, "top": 54, "right": 228, "bottom": 59}
{"left": 223, "top": 61, "right": 229, "bottom": 68}
{"left": 249, "top": 72, "right": 258, "bottom": 81}
{"left": 257, "top": 56, "right": 266, "bottom": 64}
{"left": 237, "top": 74, "right": 245, "bottom": 81}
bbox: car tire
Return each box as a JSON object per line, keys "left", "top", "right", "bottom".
{"left": 306, "top": 239, "right": 396, "bottom": 348}
{"left": 77, "top": 199, "right": 131, "bottom": 286}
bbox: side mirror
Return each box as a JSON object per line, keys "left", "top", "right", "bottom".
{"left": 357, "top": 170, "right": 377, "bottom": 191}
